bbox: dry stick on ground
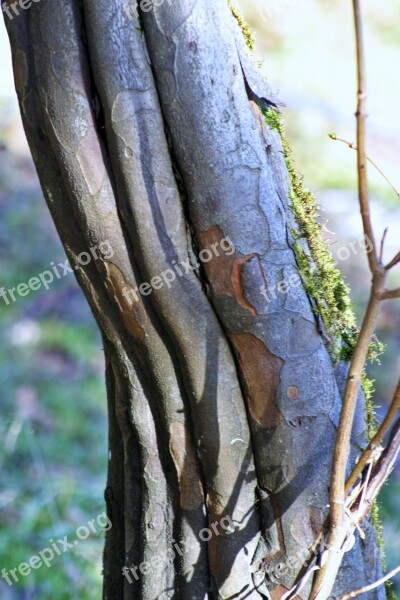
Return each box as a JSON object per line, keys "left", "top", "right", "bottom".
{"left": 309, "top": 1, "right": 400, "bottom": 598}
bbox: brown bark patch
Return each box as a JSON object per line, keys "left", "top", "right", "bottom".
{"left": 230, "top": 254, "right": 258, "bottom": 315}
{"left": 270, "top": 585, "right": 300, "bottom": 600}
{"left": 310, "top": 506, "right": 324, "bottom": 539}
{"left": 287, "top": 386, "right": 299, "bottom": 401}
{"left": 260, "top": 488, "right": 286, "bottom": 564}
{"left": 249, "top": 99, "right": 265, "bottom": 133}
{"left": 14, "top": 49, "right": 28, "bottom": 93}
{"left": 169, "top": 422, "right": 203, "bottom": 511}
{"left": 198, "top": 225, "right": 235, "bottom": 296}
{"left": 104, "top": 262, "right": 146, "bottom": 340}
{"left": 198, "top": 225, "right": 258, "bottom": 314}
{"left": 230, "top": 333, "right": 284, "bottom": 428}
{"left": 206, "top": 489, "right": 225, "bottom": 518}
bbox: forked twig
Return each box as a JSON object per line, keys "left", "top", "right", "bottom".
{"left": 338, "top": 564, "right": 400, "bottom": 600}
{"left": 329, "top": 134, "right": 400, "bottom": 200}
{"left": 379, "top": 228, "right": 388, "bottom": 263}
{"left": 378, "top": 287, "right": 400, "bottom": 300}
{"left": 309, "top": 1, "right": 400, "bottom": 598}
{"left": 297, "top": 420, "right": 400, "bottom": 600}
{"left": 345, "top": 379, "right": 400, "bottom": 493}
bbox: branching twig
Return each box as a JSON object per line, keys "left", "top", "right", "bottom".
{"left": 377, "top": 287, "right": 400, "bottom": 300}
{"left": 379, "top": 227, "right": 388, "bottom": 263}
{"left": 384, "top": 251, "right": 400, "bottom": 271}
{"left": 329, "top": 134, "right": 400, "bottom": 200}
{"left": 338, "top": 564, "right": 400, "bottom": 600}
{"left": 309, "top": 1, "right": 400, "bottom": 598}
{"left": 351, "top": 0, "right": 378, "bottom": 273}
{"left": 345, "top": 379, "right": 400, "bottom": 493}
{"left": 302, "top": 420, "right": 400, "bottom": 600}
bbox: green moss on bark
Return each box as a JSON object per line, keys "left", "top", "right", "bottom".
{"left": 263, "top": 108, "right": 388, "bottom": 576}
{"left": 229, "top": 1, "right": 255, "bottom": 51}
{"left": 263, "top": 108, "right": 384, "bottom": 369}
{"left": 230, "top": 8, "right": 387, "bottom": 587}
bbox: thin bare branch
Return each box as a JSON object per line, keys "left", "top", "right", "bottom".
{"left": 338, "top": 564, "right": 400, "bottom": 600}
{"left": 352, "top": 0, "right": 379, "bottom": 272}
{"left": 346, "top": 379, "right": 400, "bottom": 493}
{"left": 380, "top": 227, "right": 388, "bottom": 263}
{"left": 378, "top": 288, "right": 400, "bottom": 300}
{"left": 363, "top": 418, "right": 400, "bottom": 506}
{"left": 384, "top": 251, "right": 400, "bottom": 271}
{"left": 329, "top": 134, "right": 400, "bottom": 200}
{"left": 310, "top": 2, "right": 387, "bottom": 597}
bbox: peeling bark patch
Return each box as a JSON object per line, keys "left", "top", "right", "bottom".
{"left": 230, "top": 254, "right": 259, "bottom": 315}
{"left": 270, "top": 585, "right": 300, "bottom": 600}
{"left": 249, "top": 100, "right": 265, "bottom": 134}
{"left": 206, "top": 489, "right": 226, "bottom": 519}
{"left": 198, "top": 225, "right": 235, "bottom": 297}
{"left": 287, "top": 386, "right": 299, "bottom": 401}
{"left": 104, "top": 262, "right": 146, "bottom": 340}
{"left": 230, "top": 333, "right": 284, "bottom": 428}
{"left": 198, "top": 225, "right": 258, "bottom": 314}
{"left": 14, "top": 49, "right": 28, "bottom": 93}
{"left": 169, "top": 422, "right": 203, "bottom": 511}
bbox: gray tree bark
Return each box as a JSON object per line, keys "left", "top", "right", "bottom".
{"left": 4, "top": 0, "right": 386, "bottom": 598}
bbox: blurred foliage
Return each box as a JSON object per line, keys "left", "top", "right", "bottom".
{"left": 0, "top": 147, "right": 107, "bottom": 599}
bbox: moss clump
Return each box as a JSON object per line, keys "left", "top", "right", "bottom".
{"left": 361, "top": 371, "right": 379, "bottom": 440}
{"left": 229, "top": 1, "right": 255, "bottom": 52}
{"left": 263, "top": 107, "right": 385, "bottom": 366}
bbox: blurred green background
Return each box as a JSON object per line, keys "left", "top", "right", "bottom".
{"left": 0, "top": 1, "right": 399, "bottom": 598}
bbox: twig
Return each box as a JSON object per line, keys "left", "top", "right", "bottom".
{"left": 363, "top": 418, "right": 400, "bottom": 505}
{"left": 384, "top": 251, "right": 400, "bottom": 271}
{"left": 329, "top": 135, "right": 400, "bottom": 200}
{"left": 352, "top": 0, "right": 378, "bottom": 273}
{"left": 308, "top": 420, "right": 400, "bottom": 600}
{"left": 379, "top": 228, "right": 388, "bottom": 263}
{"left": 346, "top": 380, "right": 400, "bottom": 493}
{"left": 328, "top": 0, "right": 382, "bottom": 530}
{"left": 338, "top": 564, "right": 400, "bottom": 600}
{"left": 378, "top": 287, "right": 400, "bottom": 300}
{"left": 309, "top": 2, "right": 388, "bottom": 597}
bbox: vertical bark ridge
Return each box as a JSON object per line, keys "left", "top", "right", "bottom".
{"left": 139, "top": 2, "right": 361, "bottom": 596}
{"left": 81, "top": 1, "right": 263, "bottom": 597}
{"left": 6, "top": 3, "right": 200, "bottom": 597}
{"left": 104, "top": 354, "right": 131, "bottom": 600}
{"left": 111, "top": 351, "right": 174, "bottom": 599}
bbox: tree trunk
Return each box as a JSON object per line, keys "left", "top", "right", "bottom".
{"left": 4, "top": 0, "right": 385, "bottom": 598}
